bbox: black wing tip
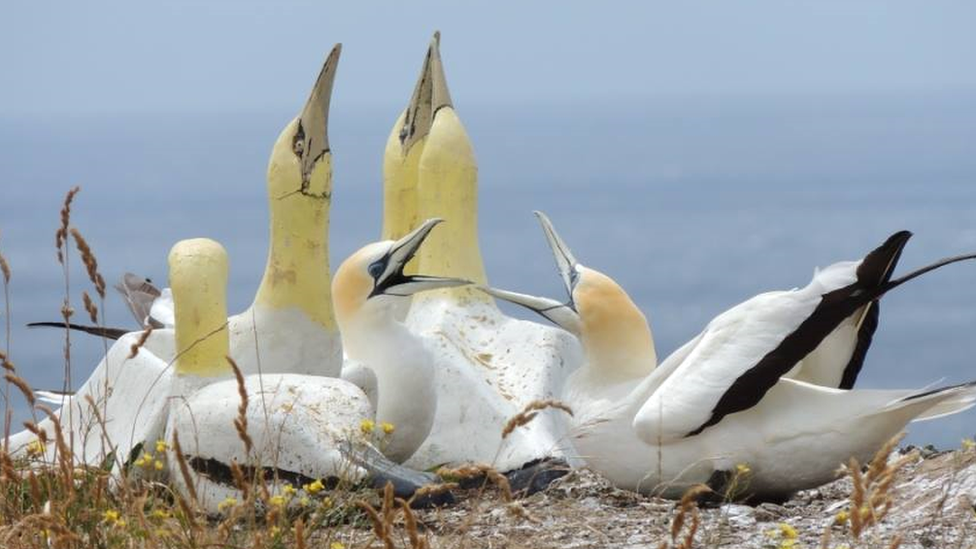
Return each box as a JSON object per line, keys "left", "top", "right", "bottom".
{"left": 901, "top": 379, "right": 976, "bottom": 402}
{"left": 857, "top": 230, "right": 913, "bottom": 286}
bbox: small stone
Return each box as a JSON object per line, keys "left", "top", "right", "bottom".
{"left": 753, "top": 503, "right": 787, "bottom": 522}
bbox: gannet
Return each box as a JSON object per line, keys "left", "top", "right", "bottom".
{"left": 486, "top": 213, "right": 976, "bottom": 500}
{"left": 26, "top": 45, "right": 345, "bottom": 378}
{"left": 382, "top": 34, "right": 584, "bottom": 473}
{"left": 167, "top": 220, "right": 466, "bottom": 510}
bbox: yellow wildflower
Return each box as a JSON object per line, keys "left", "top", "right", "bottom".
{"left": 26, "top": 439, "right": 45, "bottom": 457}
{"left": 835, "top": 509, "right": 850, "bottom": 525}
{"left": 217, "top": 497, "right": 237, "bottom": 512}
{"left": 270, "top": 525, "right": 281, "bottom": 536}
{"left": 735, "top": 463, "right": 750, "bottom": 475}
{"left": 962, "top": 438, "right": 975, "bottom": 451}
{"left": 331, "top": 542, "right": 346, "bottom": 549}
{"left": 304, "top": 478, "right": 325, "bottom": 495}
{"left": 155, "top": 439, "right": 169, "bottom": 453}
{"left": 381, "top": 421, "right": 395, "bottom": 435}
{"left": 150, "top": 509, "right": 170, "bottom": 520}
{"left": 778, "top": 522, "right": 798, "bottom": 539}
{"left": 134, "top": 452, "right": 154, "bottom": 468}
{"left": 103, "top": 509, "right": 125, "bottom": 527}
{"left": 281, "top": 483, "right": 297, "bottom": 497}
{"left": 153, "top": 460, "right": 164, "bottom": 471}
{"left": 322, "top": 496, "right": 333, "bottom": 509}
{"left": 360, "top": 418, "right": 375, "bottom": 435}
{"left": 299, "top": 496, "right": 311, "bottom": 507}
{"left": 778, "top": 540, "right": 797, "bottom": 549}
{"left": 269, "top": 495, "right": 286, "bottom": 507}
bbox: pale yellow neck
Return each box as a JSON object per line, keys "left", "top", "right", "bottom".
{"left": 382, "top": 110, "right": 425, "bottom": 249}
{"left": 415, "top": 108, "right": 488, "bottom": 295}
{"left": 171, "top": 239, "right": 231, "bottom": 378}
{"left": 254, "top": 153, "right": 337, "bottom": 330}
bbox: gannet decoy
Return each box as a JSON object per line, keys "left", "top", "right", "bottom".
{"left": 26, "top": 45, "right": 345, "bottom": 379}
{"left": 8, "top": 47, "right": 352, "bottom": 465}
{"left": 485, "top": 213, "right": 976, "bottom": 500}
{"left": 381, "top": 34, "right": 583, "bottom": 473}
{"left": 167, "top": 220, "right": 466, "bottom": 511}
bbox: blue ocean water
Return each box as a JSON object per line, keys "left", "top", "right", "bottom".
{"left": 1, "top": 93, "right": 975, "bottom": 448}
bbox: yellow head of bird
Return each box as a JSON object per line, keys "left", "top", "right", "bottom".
{"left": 169, "top": 238, "right": 230, "bottom": 378}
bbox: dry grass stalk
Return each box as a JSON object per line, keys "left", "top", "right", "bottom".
{"left": 82, "top": 290, "right": 98, "bottom": 323}
{"left": 501, "top": 399, "right": 574, "bottom": 439}
{"left": 409, "top": 481, "right": 458, "bottom": 506}
{"left": 60, "top": 297, "right": 74, "bottom": 323}
{"left": 128, "top": 326, "right": 154, "bottom": 359}
{"left": 70, "top": 228, "right": 106, "bottom": 299}
{"left": 0, "top": 350, "right": 13, "bottom": 372}
{"left": 888, "top": 533, "right": 903, "bottom": 549}
{"left": 0, "top": 250, "right": 9, "bottom": 285}
{"left": 843, "top": 433, "right": 912, "bottom": 540}
{"left": 55, "top": 186, "right": 80, "bottom": 265}
{"left": 171, "top": 429, "right": 199, "bottom": 505}
{"left": 5, "top": 373, "right": 36, "bottom": 408}
{"left": 0, "top": 450, "right": 16, "bottom": 481}
{"left": 294, "top": 517, "right": 307, "bottom": 549}
{"left": 437, "top": 463, "right": 513, "bottom": 502}
{"left": 657, "top": 484, "right": 708, "bottom": 549}
{"left": 229, "top": 461, "right": 251, "bottom": 502}
{"left": 358, "top": 494, "right": 396, "bottom": 549}
{"left": 398, "top": 497, "right": 428, "bottom": 549}
{"left": 505, "top": 501, "right": 541, "bottom": 524}
{"left": 228, "top": 356, "right": 253, "bottom": 455}
{"left": 36, "top": 404, "right": 73, "bottom": 493}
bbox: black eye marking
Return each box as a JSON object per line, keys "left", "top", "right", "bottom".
{"left": 368, "top": 260, "right": 386, "bottom": 280}
{"left": 292, "top": 122, "right": 306, "bottom": 157}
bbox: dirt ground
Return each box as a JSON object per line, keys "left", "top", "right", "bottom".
{"left": 333, "top": 446, "right": 976, "bottom": 549}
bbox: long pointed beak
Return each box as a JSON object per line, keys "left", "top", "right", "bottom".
{"left": 399, "top": 31, "right": 454, "bottom": 153}
{"left": 297, "top": 43, "right": 341, "bottom": 184}
{"left": 534, "top": 211, "right": 581, "bottom": 301}
{"left": 480, "top": 286, "right": 582, "bottom": 335}
{"left": 377, "top": 218, "right": 471, "bottom": 297}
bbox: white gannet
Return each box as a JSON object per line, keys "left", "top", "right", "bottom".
{"left": 485, "top": 212, "right": 976, "bottom": 500}
{"left": 167, "top": 220, "right": 467, "bottom": 511}
{"left": 26, "top": 45, "right": 345, "bottom": 379}
{"left": 381, "top": 34, "right": 584, "bottom": 473}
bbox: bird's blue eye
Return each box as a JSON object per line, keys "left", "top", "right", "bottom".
{"left": 368, "top": 261, "right": 386, "bottom": 279}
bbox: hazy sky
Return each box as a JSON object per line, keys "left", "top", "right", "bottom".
{"left": 3, "top": 1, "right": 975, "bottom": 116}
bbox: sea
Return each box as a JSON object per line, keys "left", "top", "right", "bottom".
{"left": 1, "top": 92, "right": 975, "bottom": 448}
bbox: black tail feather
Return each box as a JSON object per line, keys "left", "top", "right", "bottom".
{"left": 27, "top": 322, "right": 128, "bottom": 340}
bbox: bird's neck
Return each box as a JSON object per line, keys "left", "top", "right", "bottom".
{"left": 345, "top": 313, "right": 437, "bottom": 461}
{"left": 382, "top": 110, "right": 424, "bottom": 244}
{"left": 253, "top": 187, "right": 337, "bottom": 330}
{"left": 414, "top": 108, "right": 489, "bottom": 296}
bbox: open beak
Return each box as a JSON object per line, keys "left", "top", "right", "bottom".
{"left": 534, "top": 211, "right": 581, "bottom": 301}
{"left": 478, "top": 211, "right": 585, "bottom": 334}
{"left": 372, "top": 218, "right": 471, "bottom": 297}
{"left": 296, "top": 44, "right": 341, "bottom": 185}
{"left": 481, "top": 286, "right": 582, "bottom": 335}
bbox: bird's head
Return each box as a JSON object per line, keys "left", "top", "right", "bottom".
{"left": 483, "top": 211, "right": 656, "bottom": 377}
{"left": 267, "top": 44, "right": 340, "bottom": 202}
{"left": 333, "top": 219, "right": 471, "bottom": 325}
